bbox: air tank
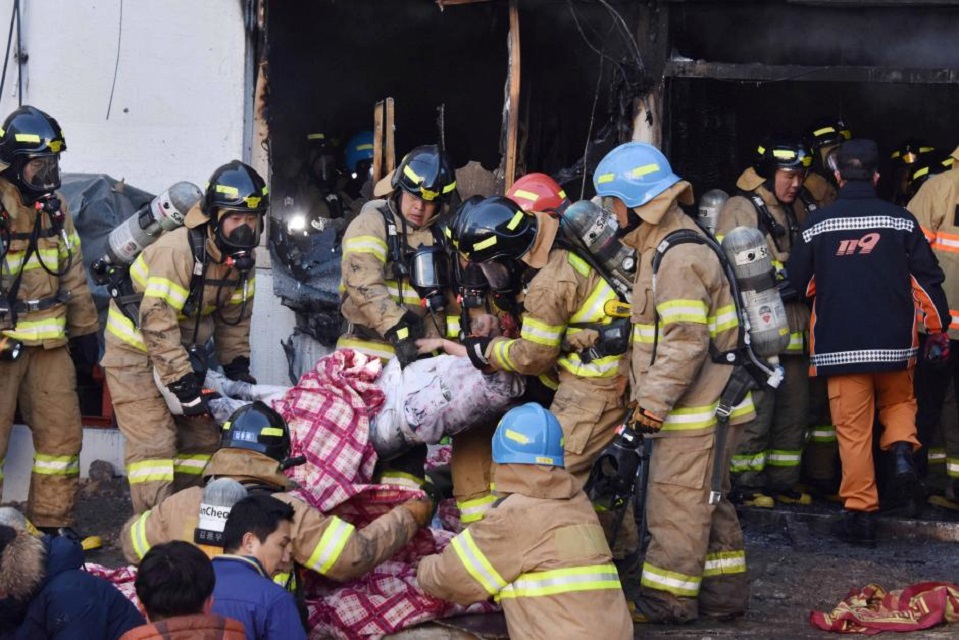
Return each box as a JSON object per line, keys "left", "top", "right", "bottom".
{"left": 562, "top": 200, "right": 636, "bottom": 295}
{"left": 698, "top": 189, "right": 729, "bottom": 234}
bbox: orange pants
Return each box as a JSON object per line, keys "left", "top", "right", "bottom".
{"left": 827, "top": 370, "right": 920, "bottom": 512}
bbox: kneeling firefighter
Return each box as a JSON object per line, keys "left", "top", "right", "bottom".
{"left": 337, "top": 145, "right": 459, "bottom": 489}
{"left": 594, "top": 142, "right": 758, "bottom": 623}
{"left": 0, "top": 106, "right": 99, "bottom": 536}
{"left": 121, "top": 402, "right": 433, "bottom": 583}
{"left": 448, "top": 189, "right": 634, "bottom": 553}
{"left": 102, "top": 161, "right": 267, "bottom": 514}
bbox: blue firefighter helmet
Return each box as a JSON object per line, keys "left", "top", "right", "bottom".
{"left": 492, "top": 403, "right": 565, "bottom": 467}
{"left": 344, "top": 131, "right": 375, "bottom": 175}
{"left": 593, "top": 142, "right": 680, "bottom": 208}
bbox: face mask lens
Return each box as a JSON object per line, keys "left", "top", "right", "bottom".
{"left": 410, "top": 247, "right": 450, "bottom": 290}
{"left": 479, "top": 260, "right": 512, "bottom": 291}
{"left": 219, "top": 212, "right": 261, "bottom": 251}
{"left": 24, "top": 156, "right": 60, "bottom": 192}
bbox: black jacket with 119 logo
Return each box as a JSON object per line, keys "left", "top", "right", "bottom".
{"left": 787, "top": 181, "right": 950, "bottom": 377}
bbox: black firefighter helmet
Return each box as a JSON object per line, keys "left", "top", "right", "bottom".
{"left": 221, "top": 401, "right": 290, "bottom": 463}
{"left": 0, "top": 105, "right": 67, "bottom": 201}
{"left": 203, "top": 160, "right": 270, "bottom": 255}
{"left": 392, "top": 144, "right": 457, "bottom": 203}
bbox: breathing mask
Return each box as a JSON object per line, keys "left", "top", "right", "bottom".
{"left": 409, "top": 245, "right": 452, "bottom": 312}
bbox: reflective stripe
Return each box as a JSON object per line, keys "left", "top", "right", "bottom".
{"left": 32, "top": 453, "right": 79, "bottom": 476}
{"left": 662, "top": 403, "right": 718, "bottom": 432}
{"left": 131, "top": 255, "right": 149, "bottom": 289}
{"left": 567, "top": 252, "right": 590, "bottom": 277}
{"left": 568, "top": 280, "right": 616, "bottom": 326}
{"left": 458, "top": 494, "right": 496, "bottom": 524}
{"left": 3, "top": 315, "right": 67, "bottom": 342}
{"left": 129, "top": 511, "right": 152, "bottom": 560}
{"left": 499, "top": 563, "right": 621, "bottom": 599}
{"left": 786, "top": 331, "right": 805, "bottom": 353}
{"left": 640, "top": 562, "right": 700, "bottom": 597}
{"left": 657, "top": 299, "right": 708, "bottom": 325}
{"left": 173, "top": 454, "right": 210, "bottom": 475}
{"left": 306, "top": 516, "right": 356, "bottom": 574}
{"left": 520, "top": 317, "right": 564, "bottom": 347}
{"left": 766, "top": 449, "right": 802, "bottom": 467}
{"left": 730, "top": 451, "right": 766, "bottom": 473}
{"left": 446, "top": 316, "right": 461, "bottom": 339}
{"left": 343, "top": 235, "right": 388, "bottom": 262}
{"left": 703, "top": 550, "right": 746, "bottom": 577}
{"left": 228, "top": 279, "right": 255, "bottom": 304}
{"left": 810, "top": 426, "right": 837, "bottom": 443}
{"left": 557, "top": 351, "right": 621, "bottom": 378}
{"left": 384, "top": 280, "right": 422, "bottom": 305}
{"left": 492, "top": 339, "right": 518, "bottom": 372}
{"left": 380, "top": 470, "right": 424, "bottom": 489}
{"left": 127, "top": 459, "right": 175, "bottom": 484}
{"left": 451, "top": 529, "right": 507, "bottom": 596}
{"left": 335, "top": 337, "right": 394, "bottom": 362}
{"left": 708, "top": 304, "right": 739, "bottom": 337}
{"left": 927, "top": 448, "right": 946, "bottom": 464}
{"left": 632, "top": 322, "right": 659, "bottom": 344}
{"left": 947, "top": 460, "right": 959, "bottom": 478}
{"left": 144, "top": 276, "right": 190, "bottom": 311}
{"left": 2, "top": 247, "right": 61, "bottom": 275}
{"left": 106, "top": 306, "right": 147, "bottom": 351}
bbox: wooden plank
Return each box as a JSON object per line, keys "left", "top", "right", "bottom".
{"left": 504, "top": 0, "right": 520, "bottom": 191}
{"left": 665, "top": 60, "right": 959, "bottom": 84}
{"left": 386, "top": 97, "right": 396, "bottom": 175}
{"left": 372, "top": 100, "right": 385, "bottom": 182}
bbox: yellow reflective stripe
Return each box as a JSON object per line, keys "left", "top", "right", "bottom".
{"left": 306, "top": 516, "right": 356, "bottom": 574}
{"left": 451, "top": 529, "right": 507, "bottom": 596}
{"left": 771, "top": 259, "right": 785, "bottom": 270}
{"left": 703, "top": 550, "right": 746, "bottom": 577}
{"left": 657, "top": 299, "right": 708, "bottom": 325}
{"left": 173, "top": 454, "right": 210, "bottom": 475}
{"left": 32, "top": 453, "right": 79, "bottom": 476}
{"left": 3, "top": 316, "right": 67, "bottom": 342}
{"left": 442, "top": 181, "right": 457, "bottom": 194}
{"left": 641, "top": 562, "right": 700, "bottom": 596}
{"left": 228, "top": 280, "right": 255, "bottom": 304}
{"left": 813, "top": 126, "right": 836, "bottom": 137}
{"left": 384, "top": 280, "right": 422, "bottom": 305}
{"left": 492, "top": 339, "right": 518, "bottom": 372}
{"left": 730, "top": 451, "right": 766, "bottom": 473}
{"left": 131, "top": 255, "right": 149, "bottom": 289}
{"left": 786, "top": 331, "right": 805, "bottom": 353}
{"left": 216, "top": 184, "right": 239, "bottom": 197}
{"left": 2, "top": 247, "right": 60, "bottom": 274}
{"left": 520, "top": 317, "right": 564, "bottom": 347}
{"left": 632, "top": 322, "right": 659, "bottom": 344}
{"left": 767, "top": 449, "right": 802, "bottom": 467}
{"left": 506, "top": 210, "right": 525, "bottom": 231}
{"left": 343, "top": 235, "right": 388, "bottom": 262}
{"left": 126, "top": 459, "right": 174, "bottom": 484}
{"left": 446, "top": 316, "right": 461, "bottom": 339}
{"left": 927, "top": 448, "right": 946, "bottom": 463}
{"left": 15, "top": 133, "right": 40, "bottom": 142}
{"left": 403, "top": 164, "right": 423, "bottom": 184}
{"left": 569, "top": 279, "right": 616, "bottom": 325}
{"left": 557, "top": 352, "right": 622, "bottom": 378}
{"left": 661, "top": 402, "right": 719, "bottom": 432}
{"left": 473, "top": 236, "right": 497, "bottom": 252}
{"left": 730, "top": 392, "right": 754, "bottom": 421}
{"left": 596, "top": 173, "right": 615, "bottom": 184}
{"left": 566, "top": 252, "right": 590, "bottom": 277}
{"left": 144, "top": 276, "right": 190, "bottom": 311}
{"left": 510, "top": 189, "right": 539, "bottom": 203}
{"left": 629, "top": 163, "right": 660, "bottom": 178}
{"left": 946, "top": 460, "right": 959, "bottom": 478}
{"left": 130, "top": 511, "right": 152, "bottom": 560}
{"left": 380, "top": 470, "right": 424, "bottom": 489}
{"left": 106, "top": 306, "right": 147, "bottom": 351}
{"left": 335, "top": 336, "right": 394, "bottom": 362}
{"left": 499, "top": 563, "right": 621, "bottom": 599}
{"left": 457, "top": 494, "right": 496, "bottom": 524}
{"left": 537, "top": 372, "right": 558, "bottom": 390}
{"left": 708, "top": 304, "right": 739, "bottom": 337}
{"left": 261, "top": 427, "right": 284, "bottom": 437}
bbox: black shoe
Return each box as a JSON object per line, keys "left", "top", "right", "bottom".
{"left": 891, "top": 442, "right": 917, "bottom": 481}
{"left": 831, "top": 510, "right": 877, "bottom": 548}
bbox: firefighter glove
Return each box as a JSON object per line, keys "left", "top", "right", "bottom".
{"left": 168, "top": 373, "right": 215, "bottom": 417}
{"left": 627, "top": 403, "right": 664, "bottom": 434}
{"left": 924, "top": 332, "right": 952, "bottom": 368}
{"left": 386, "top": 312, "right": 425, "bottom": 369}
{"left": 463, "top": 336, "right": 492, "bottom": 370}
{"left": 223, "top": 355, "right": 257, "bottom": 384}
{"left": 400, "top": 496, "right": 435, "bottom": 528}
{"left": 68, "top": 333, "right": 100, "bottom": 376}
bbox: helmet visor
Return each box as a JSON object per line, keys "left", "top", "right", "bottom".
{"left": 23, "top": 155, "right": 61, "bottom": 193}
{"left": 410, "top": 247, "right": 451, "bottom": 290}
{"left": 479, "top": 260, "right": 514, "bottom": 292}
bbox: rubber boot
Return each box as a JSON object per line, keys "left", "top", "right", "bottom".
{"left": 831, "top": 510, "right": 877, "bottom": 548}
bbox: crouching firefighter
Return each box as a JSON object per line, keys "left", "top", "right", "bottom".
{"left": 102, "top": 161, "right": 267, "bottom": 514}
{"left": 121, "top": 402, "right": 434, "bottom": 584}
{"left": 337, "top": 144, "right": 459, "bottom": 489}
{"left": 417, "top": 403, "right": 634, "bottom": 640}
{"left": 0, "top": 106, "right": 99, "bottom": 536}
{"left": 594, "top": 142, "right": 760, "bottom": 624}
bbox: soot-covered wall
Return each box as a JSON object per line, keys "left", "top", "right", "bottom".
{"left": 665, "top": 2, "right": 959, "bottom": 199}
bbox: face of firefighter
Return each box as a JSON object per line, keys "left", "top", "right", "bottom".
{"left": 773, "top": 168, "right": 805, "bottom": 203}
{"left": 399, "top": 190, "right": 438, "bottom": 227}
{"left": 241, "top": 519, "right": 292, "bottom": 577}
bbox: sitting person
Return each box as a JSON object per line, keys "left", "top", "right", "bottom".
{"left": 0, "top": 524, "right": 144, "bottom": 639}
{"left": 416, "top": 403, "right": 633, "bottom": 640}
{"left": 120, "top": 541, "right": 245, "bottom": 640}
{"left": 211, "top": 495, "right": 307, "bottom": 640}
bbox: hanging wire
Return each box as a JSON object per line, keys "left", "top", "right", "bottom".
{"left": 14, "top": 0, "right": 20, "bottom": 105}
{"left": 0, "top": 0, "right": 18, "bottom": 105}
{"left": 580, "top": 48, "right": 605, "bottom": 200}
{"left": 106, "top": 0, "right": 124, "bottom": 119}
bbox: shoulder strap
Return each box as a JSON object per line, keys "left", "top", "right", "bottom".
{"left": 553, "top": 235, "right": 629, "bottom": 303}
{"left": 182, "top": 228, "right": 209, "bottom": 319}
{"left": 742, "top": 191, "right": 788, "bottom": 252}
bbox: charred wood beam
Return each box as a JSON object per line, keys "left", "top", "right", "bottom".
{"left": 661, "top": 0, "right": 959, "bottom": 5}
{"left": 665, "top": 60, "right": 959, "bottom": 84}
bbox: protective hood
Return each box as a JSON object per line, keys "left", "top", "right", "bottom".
{"left": 0, "top": 530, "right": 46, "bottom": 600}
{"left": 735, "top": 167, "right": 765, "bottom": 192}
{"left": 203, "top": 448, "right": 293, "bottom": 491}
{"left": 373, "top": 170, "right": 395, "bottom": 198}
{"left": 492, "top": 462, "right": 580, "bottom": 500}
{"left": 633, "top": 180, "right": 694, "bottom": 225}
{"left": 521, "top": 210, "right": 560, "bottom": 269}
{"left": 183, "top": 201, "right": 210, "bottom": 229}
{"left": 951, "top": 145, "right": 959, "bottom": 165}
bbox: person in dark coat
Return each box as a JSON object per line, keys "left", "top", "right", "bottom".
{"left": 0, "top": 525, "right": 144, "bottom": 639}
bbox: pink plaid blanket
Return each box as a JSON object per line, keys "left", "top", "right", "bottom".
{"left": 91, "top": 349, "right": 494, "bottom": 640}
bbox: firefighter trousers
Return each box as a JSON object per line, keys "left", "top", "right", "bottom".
{"left": 731, "top": 354, "right": 809, "bottom": 493}
{"left": 803, "top": 374, "right": 840, "bottom": 493}
{"left": 105, "top": 361, "right": 221, "bottom": 514}
{"left": 0, "top": 345, "right": 82, "bottom": 527}
{"left": 828, "top": 370, "right": 921, "bottom": 512}
{"left": 914, "top": 335, "right": 959, "bottom": 487}
{"left": 637, "top": 426, "right": 748, "bottom": 623}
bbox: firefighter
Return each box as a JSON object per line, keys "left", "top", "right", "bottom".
{"left": 717, "top": 137, "right": 815, "bottom": 507}
{"left": 889, "top": 140, "right": 935, "bottom": 206}
{"left": 120, "top": 402, "right": 433, "bottom": 582}
{"left": 287, "top": 132, "right": 363, "bottom": 237}
{"left": 101, "top": 161, "right": 266, "bottom": 514}
{"left": 594, "top": 141, "right": 754, "bottom": 623}
{"left": 804, "top": 119, "right": 851, "bottom": 208}
{"left": 0, "top": 106, "right": 99, "bottom": 535}
{"left": 337, "top": 144, "right": 458, "bottom": 489}
{"left": 342, "top": 130, "right": 375, "bottom": 204}
{"left": 416, "top": 402, "right": 633, "bottom": 640}
{"left": 908, "top": 144, "right": 959, "bottom": 509}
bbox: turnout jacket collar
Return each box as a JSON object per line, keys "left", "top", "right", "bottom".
{"left": 493, "top": 463, "right": 580, "bottom": 500}
{"left": 203, "top": 449, "right": 293, "bottom": 490}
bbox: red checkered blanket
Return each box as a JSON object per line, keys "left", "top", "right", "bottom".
{"left": 91, "top": 349, "right": 494, "bottom": 640}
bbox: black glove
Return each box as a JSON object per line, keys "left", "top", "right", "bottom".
{"left": 223, "top": 355, "right": 257, "bottom": 384}
{"left": 385, "top": 312, "right": 425, "bottom": 369}
{"left": 68, "top": 333, "right": 100, "bottom": 376}
{"left": 463, "top": 336, "right": 492, "bottom": 370}
{"left": 167, "top": 373, "right": 215, "bottom": 417}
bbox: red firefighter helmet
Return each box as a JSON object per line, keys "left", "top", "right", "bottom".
{"left": 506, "top": 173, "right": 570, "bottom": 216}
